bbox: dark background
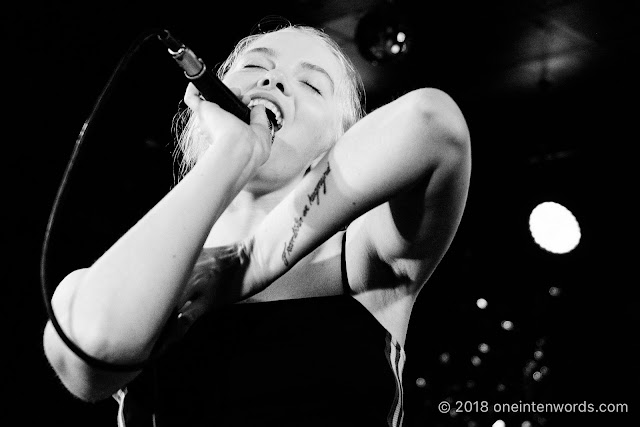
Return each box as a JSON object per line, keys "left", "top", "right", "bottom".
{"left": 2, "top": 0, "right": 636, "bottom": 425}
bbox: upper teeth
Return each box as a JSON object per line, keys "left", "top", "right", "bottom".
{"left": 248, "top": 98, "right": 284, "bottom": 130}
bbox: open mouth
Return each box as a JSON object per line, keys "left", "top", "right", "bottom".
{"left": 247, "top": 98, "right": 284, "bottom": 132}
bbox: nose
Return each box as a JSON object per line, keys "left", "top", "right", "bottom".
{"left": 257, "top": 69, "right": 289, "bottom": 95}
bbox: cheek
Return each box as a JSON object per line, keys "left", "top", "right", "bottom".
{"left": 303, "top": 101, "right": 340, "bottom": 144}
{"left": 221, "top": 73, "right": 252, "bottom": 94}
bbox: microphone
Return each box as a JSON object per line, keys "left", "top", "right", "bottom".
{"left": 158, "top": 30, "right": 252, "bottom": 124}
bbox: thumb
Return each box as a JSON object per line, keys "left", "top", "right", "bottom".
{"left": 249, "top": 104, "right": 274, "bottom": 143}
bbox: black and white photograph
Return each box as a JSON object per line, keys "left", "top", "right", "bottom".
{"left": 3, "top": 1, "right": 636, "bottom": 426}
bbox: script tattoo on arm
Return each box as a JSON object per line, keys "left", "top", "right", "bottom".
{"left": 281, "top": 162, "right": 332, "bottom": 267}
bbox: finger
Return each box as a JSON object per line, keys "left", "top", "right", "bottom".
{"left": 249, "top": 104, "right": 273, "bottom": 143}
{"left": 177, "top": 299, "right": 193, "bottom": 314}
{"left": 177, "top": 299, "right": 209, "bottom": 331}
{"left": 183, "top": 83, "right": 202, "bottom": 111}
{"left": 175, "top": 301, "right": 195, "bottom": 334}
{"left": 240, "top": 92, "right": 252, "bottom": 106}
{"left": 177, "top": 278, "right": 198, "bottom": 307}
{"left": 182, "top": 300, "right": 208, "bottom": 321}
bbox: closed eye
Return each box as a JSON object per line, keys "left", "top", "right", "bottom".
{"left": 243, "top": 64, "right": 266, "bottom": 70}
{"left": 302, "top": 81, "right": 322, "bottom": 95}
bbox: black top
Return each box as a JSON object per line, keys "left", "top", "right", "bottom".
{"left": 117, "top": 233, "right": 406, "bottom": 427}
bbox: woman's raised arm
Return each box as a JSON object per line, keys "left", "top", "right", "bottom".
{"left": 42, "top": 86, "right": 272, "bottom": 401}
{"left": 249, "top": 88, "right": 471, "bottom": 293}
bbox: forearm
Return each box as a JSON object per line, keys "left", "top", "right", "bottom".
{"left": 58, "top": 139, "right": 257, "bottom": 363}
{"left": 250, "top": 88, "right": 464, "bottom": 286}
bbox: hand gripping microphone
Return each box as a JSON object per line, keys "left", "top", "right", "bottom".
{"left": 158, "top": 30, "right": 252, "bottom": 124}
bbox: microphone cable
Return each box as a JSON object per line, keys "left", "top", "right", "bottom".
{"left": 40, "top": 28, "right": 164, "bottom": 372}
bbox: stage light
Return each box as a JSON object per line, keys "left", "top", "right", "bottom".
{"left": 492, "top": 420, "right": 506, "bottom": 427}
{"left": 479, "top": 343, "right": 490, "bottom": 353}
{"left": 439, "top": 352, "right": 451, "bottom": 364}
{"left": 476, "top": 298, "right": 488, "bottom": 309}
{"left": 501, "top": 320, "right": 514, "bottom": 331}
{"left": 524, "top": 360, "right": 537, "bottom": 376}
{"left": 471, "top": 355, "right": 482, "bottom": 366}
{"left": 529, "top": 201, "right": 581, "bottom": 254}
{"left": 354, "top": 1, "right": 412, "bottom": 65}
{"left": 416, "top": 377, "right": 427, "bottom": 388}
{"left": 549, "top": 286, "right": 561, "bottom": 297}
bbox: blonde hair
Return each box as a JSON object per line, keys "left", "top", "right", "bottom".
{"left": 172, "top": 24, "right": 366, "bottom": 178}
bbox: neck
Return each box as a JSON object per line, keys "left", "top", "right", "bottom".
{"left": 204, "top": 179, "right": 300, "bottom": 247}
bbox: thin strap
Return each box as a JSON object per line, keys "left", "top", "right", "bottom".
{"left": 385, "top": 335, "right": 406, "bottom": 427}
{"left": 341, "top": 230, "right": 351, "bottom": 295}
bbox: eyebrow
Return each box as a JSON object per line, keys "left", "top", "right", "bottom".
{"left": 244, "top": 47, "right": 335, "bottom": 93}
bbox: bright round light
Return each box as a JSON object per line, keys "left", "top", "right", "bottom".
{"left": 390, "top": 44, "right": 401, "bottom": 54}
{"left": 479, "top": 343, "right": 490, "bottom": 353}
{"left": 397, "top": 31, "right": 406, "bottom": 42}
{"left": 416, "top": 377, "right": 427, "bottom": 388}
{"left": 501, "top": 320, "right": 514, "bottom": 331}
{"left": 529, "top": 201, "right": 581, "bottom": 254}
{"left": 476, "top": 298, "right": 488, "bottom": 309}
{"left": 492, "top": 420, "right": 506, "bottom": 427}
{"left": 549, "top": 286, "right": 561, "bottom": 297}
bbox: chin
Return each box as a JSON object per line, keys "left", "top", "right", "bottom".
{"left": 246, "top": 163, "right": 305, "bottom": 195}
